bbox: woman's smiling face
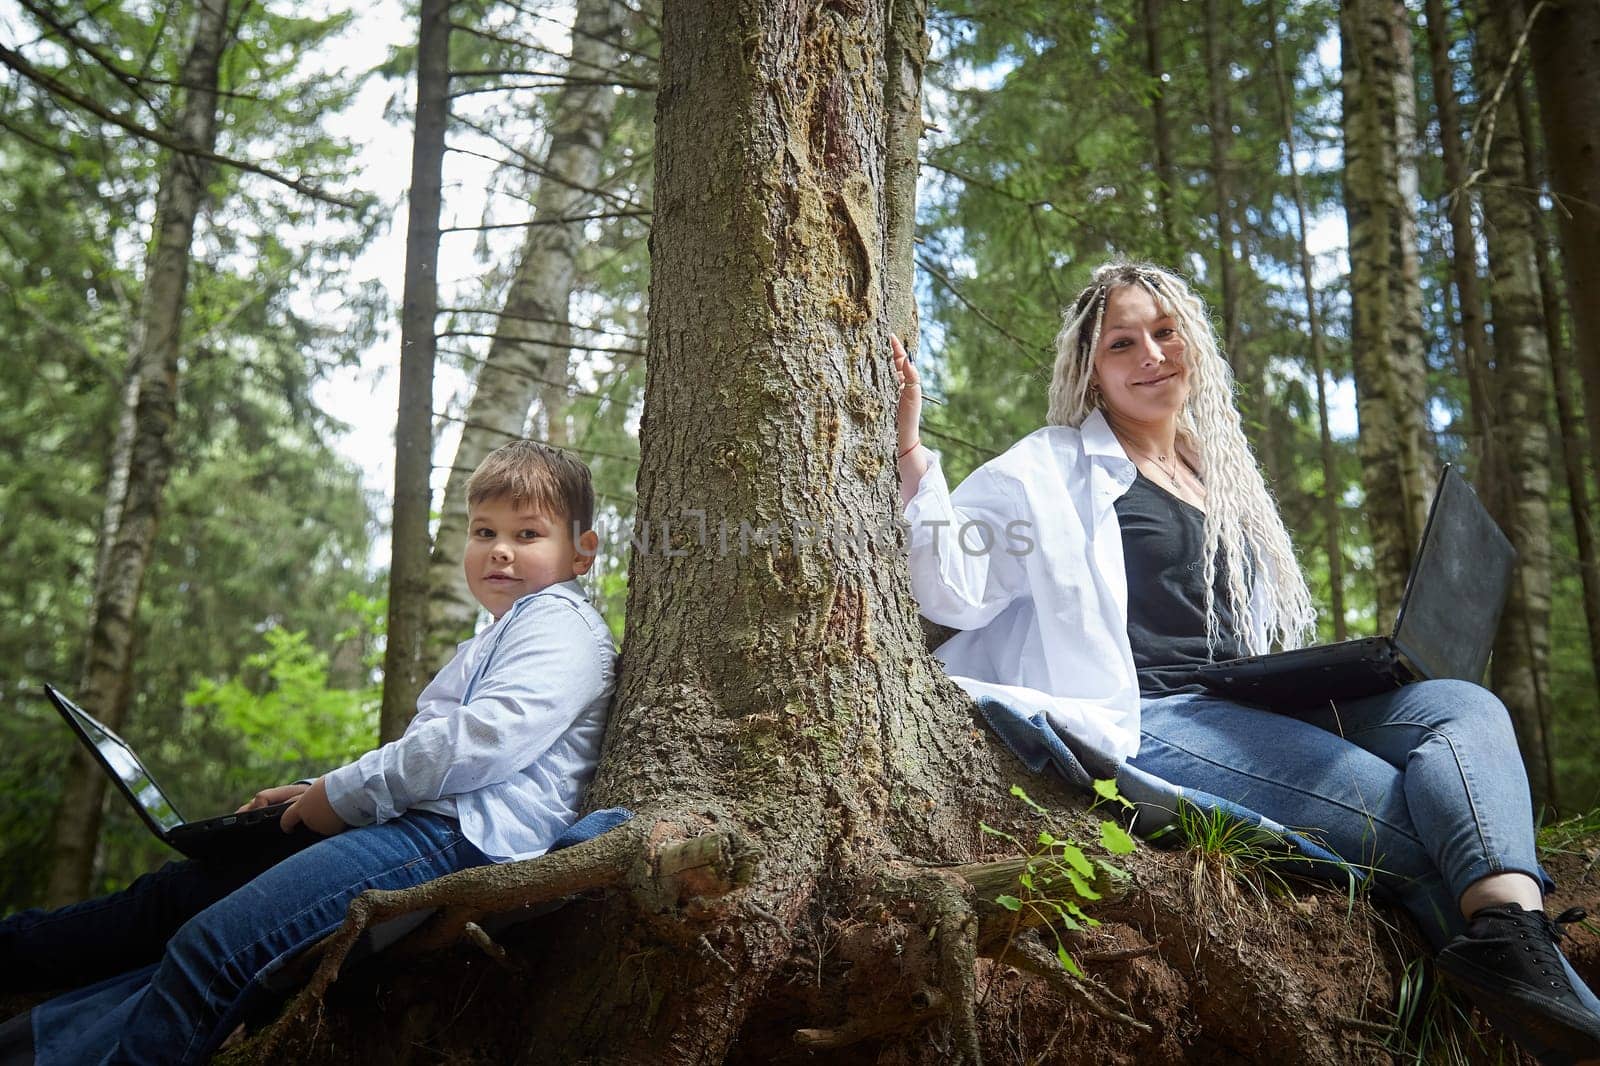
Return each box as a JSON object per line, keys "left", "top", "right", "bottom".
{"left": 1092, "top": 284, "right": 1190, "bottom": 425}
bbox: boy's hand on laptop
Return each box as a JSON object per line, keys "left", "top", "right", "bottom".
{"left": 279, "top": 777, "right": 348, "bottom": 836}
{"left": 236, "top": 783, "right": 309, "bottom": 814}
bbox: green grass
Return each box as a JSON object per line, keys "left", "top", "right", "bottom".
{"left": 1383, "top": 955, "right": 1511, "bottom": 1064}
{"left": 1537, "top": 805, "right": 1600, "bottom": 856}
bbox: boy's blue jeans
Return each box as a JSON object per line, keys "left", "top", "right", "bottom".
{"left": 1129, "top": 679, "right": 1540, "bottom": 946}
{"left": 3, "top": 810, "right": 488, "bottom": 1065}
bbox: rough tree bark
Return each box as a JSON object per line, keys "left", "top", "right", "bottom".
{"left": 379, "top": 0, "right": 451, "bottom": 742}
{"left": 1470, "top": 0, "right": 1558, "bottom": 809}
{"left": 1527, "top": 0, "right": 1600, "bottom": 489}
{"left": 44, "top": 0, "right": 233, "bottom": 907}
{"left": 422, "top": 0, "right": 632, "bottom": 675}
{"left": 1340, "top": 0, "right": 1435, "bottom": 624}
{"left": 1268, "top": 0, "right": 1346, "bottom": 642}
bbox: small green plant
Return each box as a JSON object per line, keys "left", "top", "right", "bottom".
{"left": 1385, "top": 955, "right": 1506, "bottom": 1064}
{"left": 980, "top": 782, "right": 1137, "bottom": 978}
{"left": 1176, "top": 803, "right": 1300, "bottom": 910}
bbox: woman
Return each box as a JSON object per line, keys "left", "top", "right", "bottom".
{"left": 892, "top": 260, "right": 1600, "bottom": 1063}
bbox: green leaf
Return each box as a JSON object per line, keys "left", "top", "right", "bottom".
{"left": 979, "top": 821, "right": 1023, "bottom": 849}
{"left": 995, "top": 894, "right": 1023, "bottom": 912}
{"left": 1037, "top": 829, "right": 1056, "bottom": 846}
{"left": 1099, "top": 821, "right": 1138, "bottom": 855}
{"left": 1092, "top": 778, "right": 1120, "bottom": 801}
{"left": 1060, "top": 843, "right": 1094, "bottom": 877}
{"left": 1065, "top": 869, "right": 1102, "bottom": 900}
{"left": 1019, "top": 871, "right": 1034, "bottom": 891}
{"left": 1009, "top": 783, "right": 1047, "bottom": 815}
{"left": 1044, "top": 899, "right": 1082, "bottom": 931}
{"left": 1056, "top": 945, "right": 1085, "bottom": 978}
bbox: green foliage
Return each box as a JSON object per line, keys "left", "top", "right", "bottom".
{"left": 0, "top": 0, "right": 386, "bottom": 906}
{"left": 184, "top": 598, "right": 381, "bottom": 807}
{"left": 981, "top": 782, "right": 1135, "bottom": 978}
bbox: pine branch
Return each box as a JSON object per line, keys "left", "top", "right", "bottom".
{"left": 447, "top": 117, "right": 646, "bottom": 213}
{"left": 0, "top": 43, "right": 360, "bottom": 209}
{"left": 431, "top": 412, "right": 640, "bottom": 465}
{"left": 448, "top": 66, "right": 656, "bottom": 92}
{"left": 449, "top": 21, "right": 658, "bottom": 72}
{"left": 433, "top": 328, "right": 644, "bottom": 359}
{"left": 440, "top": 209, "right": 650, "bottom": 233}
{"left": 438, "top": 307, "right": 648, "bottom": 343}
{"left": 1461, "top": 0, "right": 1550, "bottom": 195}
{"left": 914, "top": 255, "right": 1053, "bottom": 371}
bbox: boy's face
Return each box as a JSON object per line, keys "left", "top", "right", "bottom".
{"left": 464, "top": 495, "right": 597, "bottom": 619}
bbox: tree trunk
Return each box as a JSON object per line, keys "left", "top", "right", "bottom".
{"left": 422, "top": 0, "right": 630, "bottom": 674}
{"left": 379, "top": 0, "right": 451, "bottom": 742}
{"left": 1514, "top": 52, "right": 1600, "bottom": 694}
{"left": 1422, "top": 0, "right": 1502, "bottom": 511}
{"left": 883, "top": 0, "right": 928, "bottom": 348}
{"left": 1268, "top": 0, "right": 1346, "bottom": 642}
{"left": 1473, "top": 0, "right": 1558, "bottom": 810}
{"left": 1142, "top": 0, "right": 1178, "bottom": 265}
{"left": 1203, "top": 0, "right": 1241, "bottom": 377}
{"left": 43, "top": 0, "right": 232, "bottom": 908}
{"left": 1527, "top": 0, "right": 1600, "bottom": 490}
{"left": 1340, "top": 0, "right": 1434, "bottom": 625}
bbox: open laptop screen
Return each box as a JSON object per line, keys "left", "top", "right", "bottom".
{"left": 56, "top": 693, "right": 185, "bottom": 833}
{"left": 1392, "top": 466, "right": 1515, "bottom": 684}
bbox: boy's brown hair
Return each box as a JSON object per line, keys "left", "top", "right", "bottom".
{"left": 466, "top": 440, "right": 595, "bottom": 532}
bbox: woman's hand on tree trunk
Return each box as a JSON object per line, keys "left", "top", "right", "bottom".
{"left": 891, "top": 334, "right": 922, "bottom": 452}
{"left": 891, "top": 334, "right": 930, "bottom": 504}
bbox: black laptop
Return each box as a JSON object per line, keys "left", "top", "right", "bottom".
{"left": 45, "top": 684, "right": 318, "bottom": 860}
{"left": 1197, "top": 465, "right": 1514, "bottom": 710}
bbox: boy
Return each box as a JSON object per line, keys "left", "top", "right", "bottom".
{"left": 0, "top": 440, "right": 616, "bottom": 1065}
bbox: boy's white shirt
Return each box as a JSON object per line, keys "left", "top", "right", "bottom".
{"left": 904, "top": 407, "right": 1272, "bottom": 765}
{"left": 323, "top": 579, "right": 616, "bottom": 862}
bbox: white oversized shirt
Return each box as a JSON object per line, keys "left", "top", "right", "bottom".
{"left": 323, "top": 579, "right": 616, "bottom": 862}
{"left": 903, "top": 408, "right": 1271, "bottom": 763}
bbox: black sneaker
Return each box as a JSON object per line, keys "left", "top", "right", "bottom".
{"left": 1436, "top": 902, "right": 1600, "bottom": 1065}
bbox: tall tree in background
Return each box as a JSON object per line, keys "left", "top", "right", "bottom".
{"left": 1421, "top": 0, "right": 1499, "bottom": 494}
{"left": 1514, "top": 67, "right": 1600, "bottom": 693}
{"left": 424, "top": 0, "right": 634, "bottom": 673}
{"left": 1340, "top": 0, "right": 1434, "bottom": 623}
{"left": 1141, "top": 0, "right": 1178, "bottom": 265}
{"left": 379, "top": 0, "right": 451, "bottom": 743}
{"left": 1473, "top": 0, "right": 1557, "bottom": 807}
{"left": 1527, "top": 0, "right": 1600, "bottom": 489}
{"left": 1203, "top": 0, "right": 1242, "bottom": 381}
{"left": 1268, "top": 0, "right": 1346, "bottom": 641}
{"left": 45, "top": 0, "right": 233, "bottom": 906}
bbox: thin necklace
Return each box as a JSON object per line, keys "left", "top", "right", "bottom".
{"left": 1118, "top": 436, "right": 1185, "bottom": 489}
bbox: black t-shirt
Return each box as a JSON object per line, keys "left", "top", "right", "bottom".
{"left": 1114, "top": 473, "right": 1249, "bottom": 698}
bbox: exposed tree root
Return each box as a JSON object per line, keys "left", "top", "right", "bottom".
{"left": 246, "top": 816, "right": 759, "bottom": 1060}
{"left": 1006, "top": 929, "right": 1152, "bottom": 1032}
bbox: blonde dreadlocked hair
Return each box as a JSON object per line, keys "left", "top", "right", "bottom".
{"left": 1046, "top": 260, "right": 1316, "bottom": 654}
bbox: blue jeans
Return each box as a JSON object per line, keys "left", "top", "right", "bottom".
{"left": 1128, "top": 679, "right": 1540, "bottom": 946}
{"left": 4, "top": 811, "right": 488, "bottom": 1065}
